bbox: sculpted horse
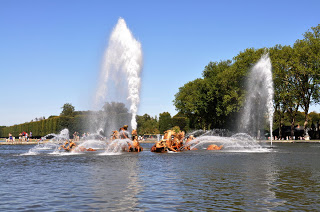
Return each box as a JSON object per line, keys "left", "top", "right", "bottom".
{"left": 206, "top": 144, "right": 223, "bottom": 150}
{"left": 131, "top": 129, "right": 143, "bottom": 152}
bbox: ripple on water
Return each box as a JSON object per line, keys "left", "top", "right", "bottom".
{"left": 0, "top": 143, "right": 319, "bottom": 211}
{"left": 98, "top": 152, "right": 123, "bottom": 156}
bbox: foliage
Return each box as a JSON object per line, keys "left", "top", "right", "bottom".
{"left": 136, "top": 114, "right": 159, "bottom": 135}
{"left": 103, "top": 102, "right": 128, "bottom": 114}
{"left": 174, "top": 55, "right": 253, "bottom": 130}
{"left": 0, "top": 104, "right": 90, "bottom": 138}
{"left": 174, "top": 78, "right": 210, "bottom": 129}
{"left": 292, "top": 24, "right": 320, "bottom": 135}
{"left": 98, "top": 102, "right": 131, "bottom": 135}
{"left": 171, "top": 126, "right": 181, "bottom": 134}
{"left": 159, "top": 112, "right": 172, "bottom": 133}
{"left": 309, "top": 111, "right": 320, "bottom": 124}
{"left": 270, "top": 45, "right": 299, "bottom": 136}
{"left": 60, "top": 103, "right": 75, "bottom": 117}
{"left": 172, "top": 116, "right": 189, "bottom": 132}
{"left": 174, "top": 24, "right": 320, "bottom": 135}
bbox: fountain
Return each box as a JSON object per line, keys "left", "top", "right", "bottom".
{"left": 184, "top": 53, "right": 274, "bottom": 151}
{"left": 23, "top": 21, "right": 274, "bottom": 155}
{"left": 22, "top": 18, "right": 143, "bottom": 155}
{"left": 23, "top": 128, "right": 109, "bottom": 155}
{"left": 240, "top": 53, "right": 274, "bottom": 145}
{"left": 93, "top": 17, "right": 143, "bottom": 135}
{"left": 102, "top": 138, "right": 134, "bottom": 154}
{"left": 22, "top": 129, "right": 70, "bottom": 155}
{"left": 186, "top": 133, "right": 268, "bottom": 152}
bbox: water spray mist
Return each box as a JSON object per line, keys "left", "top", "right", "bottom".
{"left": 95, "top": 18, "right": 143, "bottom": 130}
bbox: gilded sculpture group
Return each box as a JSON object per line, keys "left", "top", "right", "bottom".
{"left": 150, "top": 129, "right": 223, "bottom": 153}
{"left": 59, "top": 125, "right": 222, "bottom": 153}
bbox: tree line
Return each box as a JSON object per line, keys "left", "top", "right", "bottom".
{"left": 0, "top": 103, "right": 189, "bottom": 138}
{"left": 174, "top": 24, "right": 320, "bottom": 137}
{"left": 0, "top": 103, "right": 89, "bottom": 138}
{"left": 2, "top": 105, "right": 318, "bottom": 139}
{"left": 137, "top": 112, "right": 189, "bottom": 135}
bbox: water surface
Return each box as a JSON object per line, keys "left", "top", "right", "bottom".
{"left": 0, "top": 143, "right": 319, "bottom": 211}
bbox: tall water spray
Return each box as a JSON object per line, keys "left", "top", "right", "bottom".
{"left": 95, "top": 18, "right": 143, "bottom": 130}
{"left": 240, "top": 53, "right": 274, "bottom": 144}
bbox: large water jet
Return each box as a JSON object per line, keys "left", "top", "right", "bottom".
{"left": 94, "top": 18, "right": 143, "bottom": 133}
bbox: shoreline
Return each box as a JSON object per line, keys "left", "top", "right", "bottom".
{"left": 1, "top": 139, "right": 319, "bottom": 145}
{"left": 262, "top": 140, "right": 320, "bottom": 143}
{"left": 0, "top": 139, "right": 159, "bottom": 145}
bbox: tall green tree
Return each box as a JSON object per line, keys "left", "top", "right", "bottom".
{"left": 60, "top": 103, "right": 75, "bottom": 117}
{"left": 204, "top": 59, "right": 245, "bottom": 129}
{"left": 270, "top": 45, "right": 300, "bottom": 137}
{"left": 99, "top": 102, "right": 130, "bottom": 135}
{"left": 136, "top": 114, "right": 159, "bottom": 135}
{"left": 174, "top": 78, "right": 210, "bottom": 129}
{"left": 172, "top": 116, "right": 189, "bottom": 132}
{"left": 102, "top": 102, "right": 128, "bottom": 114}
{"left": 159, "top": 112, "right": 172, "bottom": 133}
{"left": 293, "top": 24, "right": 320, "bottom": 136}
{"left": 174, "top": 49, "right": 266, "bottom": 130}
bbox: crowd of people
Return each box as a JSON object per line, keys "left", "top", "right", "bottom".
{"left": 6, "top": 131, "right": 32, "bottom": 142}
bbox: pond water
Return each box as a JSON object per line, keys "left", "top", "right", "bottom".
{"left": 0, "top": 143, "right": 319, "bottom": 211}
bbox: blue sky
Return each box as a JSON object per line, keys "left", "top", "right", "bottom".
{"left": 0, "top": 0, "right": 319, "bottom": 126}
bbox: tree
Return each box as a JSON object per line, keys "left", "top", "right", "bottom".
{"left": 202, "top": 60, "right": 234, "bottom": 129}
{"left": 60, "top": 103, "right": 75, "bottom": 117}
{"left": 100, "top": 102, "right": 130, "bottom": 135}
{"left": 174, "top": 55, "right": 257, "bottom": 130}
{"left": 205, "top": 59, "right": 247, "bottom": 129}
{"left": 309, "top": 111, "right": 320, "bottom": 124}
{"left": 159, "top": 112, "right": 172, "bottom": 133}
{"left": 102, "top": 102, "right": 128, "bottom": 114}
{"left": 137, "top": 114, "right": 152, "bottom": 130}
{"left": 57, "top": 116, "right": 72, "bottom": 132}
{"left": 137, "top": 114, "right": 159, "bottom": 135}
{"left": 174, "top": 78, "right": 210, "bottom": 129}
{"left": 172, "top": 115, "right": 189, "bottom": 132}
{"left": 270, "top": 45, "right": 300, "bottom": 138}
{"left": 171, "top": 126, "right": 181, "bottom": 134}
{"left": 293, "top": 24, "right": 320, "bottom": 136}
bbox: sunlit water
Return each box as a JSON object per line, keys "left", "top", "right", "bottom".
{"left": 1, "top": 143, "right": 319, "bottom": 211}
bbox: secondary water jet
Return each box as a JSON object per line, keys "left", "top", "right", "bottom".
{"left": 240, "top": 53, "right": 274, "bottom": 146}
{"left": 22, "top": 129, "right": 70, "bottom": 155}
{"left": 183, "top": 53, "right": 274, "bottom": 151}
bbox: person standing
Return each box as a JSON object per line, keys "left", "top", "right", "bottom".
{"left": 8, "top": 133, "right": 13, "bottom": 142}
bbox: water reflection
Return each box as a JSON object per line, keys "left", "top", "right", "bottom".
{"left": 137, "top": 147, "right": 320, "bottom": 211}
{"left": 272, "top": 167, "right": 319, "bottom": 211}
{"left": 86, "top": 154, "right": 142, "bottom": 211}
{"left": 136, "top": 152, "right": 185, "bottom": 211}
{"left": 0, "top": 143, "right": 319, "bottom": 211}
